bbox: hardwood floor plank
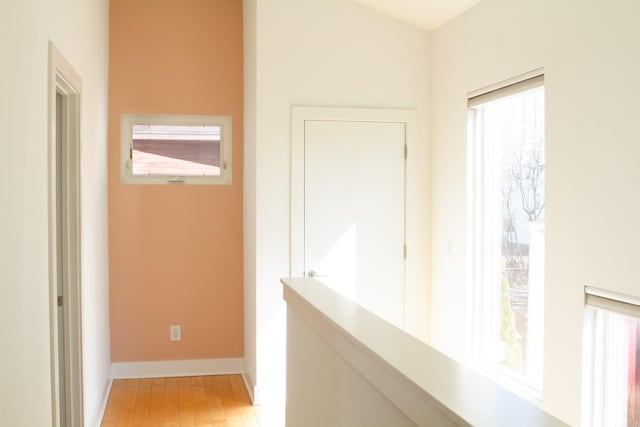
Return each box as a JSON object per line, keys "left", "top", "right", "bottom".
{"left": 163, "top": 377, "right": 180, "bottom": 426}
{"left": 101, "top": 379, "right": 127, "bottom": 426}
{"left": 192, "top": 376, "right": 213, "bottom": 425}
{"left": 132, "top": 378, "right": 153, "bottom": 426}
{"left": 229, "top": 375, "right": 260, "bottom": 427}
{"left": 116, "top": 379, "right": 140, "bottom": 427}
{"left": 216, "top": 376, "right": 243, "bottom": 424}
{"left": 101, "top": 375, "right": 259, "bottom": 427}
{"left": 179, "top": 376, "right": 197, "bottom": 426}
{"left": 226, "top": 420, "right": 244, "bottom": 427}
{"left": 148, "top": 378, "right": 165, "bottom": 426}
{"left": 204, "top": 375, "right": 227, "bottom": 422}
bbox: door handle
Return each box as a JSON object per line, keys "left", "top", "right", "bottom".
{"left": 308, "top": 270, "right": 328, "bottom": 278}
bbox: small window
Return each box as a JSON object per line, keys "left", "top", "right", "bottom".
{"left": 467, "top": 73, "right": 545, "bottom": 396}
{"left": 583, "top": 287, "right": 640, "bottom": 427}
{"left": 120, "top": 114, "right": 232, "bottom": 185}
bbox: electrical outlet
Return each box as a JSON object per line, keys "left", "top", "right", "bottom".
{"left": 170, "top": 325, "right": 181, "bottom": 342}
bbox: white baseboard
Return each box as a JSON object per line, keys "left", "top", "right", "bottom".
{"left": 111, "top": 357, "right": 245, "bottom": 379}
{"left": 92, "top": 377, "right": 113, "bottom": 427}
{"left": 242, "top": 372, "right": 262, "bottom": 405}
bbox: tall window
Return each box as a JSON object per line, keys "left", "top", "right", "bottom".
{"left": 583, "top": 287, "right": 640, "bottom": 427}
{"left": 468, "top": 74, "right": 545, "bottom": 395}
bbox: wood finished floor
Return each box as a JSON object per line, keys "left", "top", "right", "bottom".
{"left": 101, "top": 375, "right": 260, "bottom": 427}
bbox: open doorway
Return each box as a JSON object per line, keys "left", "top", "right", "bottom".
{"left": 48, "top": 42, "right": 84, "bottom": 427}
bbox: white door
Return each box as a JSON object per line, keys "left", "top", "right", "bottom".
{"left": 304, "top": 120, "right": 406, "bottom": 327}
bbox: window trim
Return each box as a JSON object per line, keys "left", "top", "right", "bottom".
{"left": 120, "top": 113, "right": 232, "bottom": 185}
{"left": 468, "top": 68, "right": 544, "bottom": 104}
{"left": 585, "top": 285, "right": 640, "bottom": 319}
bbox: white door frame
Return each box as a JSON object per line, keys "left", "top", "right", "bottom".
{"left": 48, "top": 42, "right": 84, "bottom": 427}
{"left": 290, "top": 106, "right": 428, "bottom": 336}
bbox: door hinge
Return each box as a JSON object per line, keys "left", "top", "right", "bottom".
{"left": 404, "top": 144, "right": 407, "bottom": 160}
{"left": 403, "top": 244, "right": 407, "bottom": 259}
{"left": 129, "top": 145, "right": 133, "bottom": 159}
{"left": 57, "top": 295, "right": 63, "bottom": 307}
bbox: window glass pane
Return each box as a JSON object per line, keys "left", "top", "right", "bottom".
{"left": 469, "top": 82, "right": 545, "bottom": 393}
{"left": 132, "top": 124, "right": 221, "bottom": 176}
{"left": 629, "top": 318, "right": 640, "bottom": 426}
{"left": 583, "top": 306, "right": 640, "bottom": 427}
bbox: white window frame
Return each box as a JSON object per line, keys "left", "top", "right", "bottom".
{"left": 467, "top": 69, "right": 545, "bottom": 399}
{"left": 120, "top": 113, "right": 232, "bottom": 185}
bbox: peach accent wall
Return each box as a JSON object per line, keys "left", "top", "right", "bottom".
{"left": 108, "top": 0, "right": 243, "bottom": 362}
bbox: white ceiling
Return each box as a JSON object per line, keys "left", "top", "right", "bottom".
{"left": 350, "top": 0, "right": 482, "bottom": 31}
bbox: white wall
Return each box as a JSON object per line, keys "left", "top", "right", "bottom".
{"left": 0, "top": 0, "right": 110, "bottom": 425}
{"left": 243, "top": 0, "right": 430, "bottom": 418}
{"left": 286, "top": 308, "right": 419, "bottom": 427}
{"left": 429, "top": 0, "right": 640, "bottom": 424}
